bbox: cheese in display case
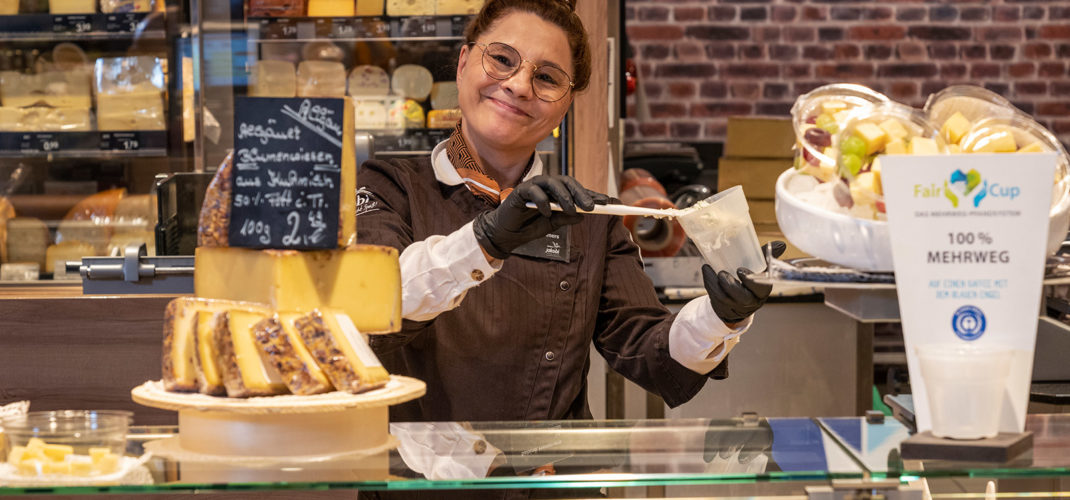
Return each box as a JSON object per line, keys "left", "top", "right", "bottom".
{"left": 306, "top": 0, "right": 353, "bottom": 16}
{"left": 48, "top": 0, "right": 94, "bottom": 13}
{"left": 253, "top": 313, "right": 335, "bottom": 395}
{"left": 0, "top": 107, "right": 91, "bottom": 132}
{"left": 0, "top": 0, "right": 16, "bottom": 13}
{"left": 94, "top": 56, "right": 167, "bottom": 131}
{"left": 250, "top": 60, "right": 297, "bottom": 98}
{"left": 355, "top": 0, "right": 383, "bottom": 15}
{"left": 247, "top": 0, "right": 304, "bottom": 17}
{"left": 293, "top": 309, "right": 390, "bottom": 394}
{"left": 391, "top": 64, "right": 433, "bottom": 102}
{"left": 347, "top": 65, "right": 390, "bottom": 97}
{"left": 427, "top": 108, "right": 461, "bottom": 129}
{"left": 213, "top": 305, "right": 288, "bottom": 398}
{"left": 99, "top": 0, "right": 155, "bottom": 12}
{"left": 297, "top": 60, "right": 346, "bottom": 98}
{"left": 434, "top": 0, "right": 482, "bottom": 15}
{"left": 430, "top": 81, "right": 458, "bottom": 110}
{"left": 0, "top": 70, "right": 93, "bottom": 109}
{"left": 386, "top": 0, "right": 432, "bottom": 16}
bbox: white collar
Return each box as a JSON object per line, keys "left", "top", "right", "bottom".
{"left": 430, "top": 139, "right": 544, "bottom": 187}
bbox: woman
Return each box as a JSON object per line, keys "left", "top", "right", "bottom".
{"left": 357, "top": 0, "right": 782, "bottom": 424}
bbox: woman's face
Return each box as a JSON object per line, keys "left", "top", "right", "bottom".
{"left": 456, "top": 11, "right": 574, "bottom": 154}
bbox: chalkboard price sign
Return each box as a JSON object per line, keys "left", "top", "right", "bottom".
{"left": 230, "top": 96, "right": 345, "bottom": 249}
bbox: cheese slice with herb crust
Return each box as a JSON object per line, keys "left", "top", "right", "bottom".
{"left": 253, "top": 313, "right": 334, "bottom": 395}
{"left": 211, "top": 305, "right": 286, "bottom": 398}
{"left": 294, "top": 309, "right": 389, "bottom": 394}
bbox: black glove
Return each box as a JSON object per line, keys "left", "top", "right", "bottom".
{"left": 703, "top": 241, "right": 786, "bottom": 324}
{"left": 473, "top": 175, "right": 610, "bottom": 260}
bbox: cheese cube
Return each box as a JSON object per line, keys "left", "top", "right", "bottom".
{"left": 17, "top": 459, "right": 43, "bottom": 476}
{"left": 878, "top": 118, "right": 909, "bottom": 141}
{"left": 42, "top": 444, "right": 73, "bottom": 462}
{"left": 194, "top": 245, "right": 402, "bottom": 334}
{"left": 387, "top": 0, "right": 433, "bottom": 15}
{"left": 1018, "top": 141, "right": 1046, "bottom": 153}
{"left": 250, "top": 60, "right": 296, "bottom": 98}
{"left": 212, "top": 306, "right": 287, "bottom": 398}
{"left": 43, "top": 460, "right": 71, "bottom": 475}
{"left": 833, "top": 110, "right": 851, "bottom": 126}
{"left": 850, "top": 171, "right": 880, "bottom": 206}
{"left": 968, "top": 129, "right": 1017, "bottom": 153}
{"left": 89, "top": 447, "right": 111, "bottom": 463}
{"left": 854, "top": 122, "right": 888, "bottom": 155}
{"left": 941, "top": 111, "right": 972, "bottom": 145}
{"left": 435, "top": 0, "right": 482, "bottom": 15}
{"left": 948, "top": 144, "right": 962, "bottom": 154}
{"left": 26, "top": 438, "right": 47, "bottom": 453}
{"left": 7, "top": 446, "right": 26, "bottom": 465}
{"left": 356, "top": 0, "right": 383, "bottom": 15}
{"left": 297, "top": 61, "right": 346, "bottom": 98}
{"left": 884, "top": 139, "right": 907, "bottom": 155}
{"left": 871, "top": 159, "right": 883, "bottom": 196}
{"left": 293, "top": 309, "right": 389, "bottom": 393}
{"left": 92, "top": 453, "right": 120, "bottom": 474}
{"left": 307, "top": 0, "right": 354, "bottom": 16}
{"left": 69, "top": 460, "right": 93, "bottom": 476}
{"left": 910, "top": 137, "right": 940, "bottom": 155}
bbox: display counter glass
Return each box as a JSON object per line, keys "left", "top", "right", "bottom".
{"left": 1, "top": 414, "right": 1068, "bottom": 496}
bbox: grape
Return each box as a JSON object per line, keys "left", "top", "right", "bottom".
{"left": 841, "top": 136, "right": 867, "bottom": 157}
{"left": 833, "top": 181, "right": 854, "bottom": 208}
{"left": 806, "top": 115, "right": 818, "bottom": 125}
{"left": 815, "top": 113, "right": 834, "bottom": 129}
{"left": 803, "top": 147, "right": 820, "bottom": 166}
{"left": 840, "top": 153, "right": 863, "bottom": 177}
{"left": 804, "top": 127, "right": 832, "bottom": 149}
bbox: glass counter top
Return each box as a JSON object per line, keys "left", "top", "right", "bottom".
{"left": 1, "top": 415, "right": 1068, "bottom": 495}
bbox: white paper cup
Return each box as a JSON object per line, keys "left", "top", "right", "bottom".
{"left": 916, "top": 344, "right": 1013, "bottom": 440}
{"left": 678, "top": 186, "right": 766, "bottom": 273}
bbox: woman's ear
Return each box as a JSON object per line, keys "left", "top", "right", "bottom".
{"left": 456, "top": 44, "right": 471, "bottom": 83}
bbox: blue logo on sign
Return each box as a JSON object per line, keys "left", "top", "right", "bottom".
{"left": 951, "top": 305, "right": 986, "bottom": 340}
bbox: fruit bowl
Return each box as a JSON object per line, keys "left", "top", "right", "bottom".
{"left": 790, "top": 83, "right": 889, "bottom": 181}
{"left": 775, "top": 167, "right": 1070, "bottom": 272}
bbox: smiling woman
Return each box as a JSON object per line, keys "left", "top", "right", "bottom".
{"left": 354, "top": 0, "right": 781, "bottom": 435}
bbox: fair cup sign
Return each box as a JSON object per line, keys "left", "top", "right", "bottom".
{"left": 880, "top": 153, "right": 1056, "bottom": 437}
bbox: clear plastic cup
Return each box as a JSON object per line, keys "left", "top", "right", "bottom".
{"left": 924, "top": 85, "right": 1020, "bottom": 133}
{"left": 916, "top": 344, "right": 1013, "bottom": 440}
{"left": 677, "top": 186, "right": 766, "bottom": 273}
{"left": 790, "top": 84, "right": 890, "bottom": 182}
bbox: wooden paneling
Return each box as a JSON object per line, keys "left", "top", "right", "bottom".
{"left": 573, "top": 0, "right": 609, "bottom": 193}
{"left": 0, "top": 295, "right": 178, "bottom": 425}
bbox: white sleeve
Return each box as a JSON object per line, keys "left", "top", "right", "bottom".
{"left": 668, "top": 296, "right": 753, "bottom": 374}
{"left": 400, "top": 221, "right": 502, "bottom": 322}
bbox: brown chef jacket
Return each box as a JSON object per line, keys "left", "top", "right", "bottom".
{"left": 357, "top": 156, "right": 727, "bottom": 423}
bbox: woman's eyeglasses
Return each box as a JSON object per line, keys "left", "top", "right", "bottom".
{"left": 469, "top": 42, "right": 574, "bottom": 103}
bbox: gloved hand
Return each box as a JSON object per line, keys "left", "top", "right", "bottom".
{"left": 703, "top": 241, "right": 787, "bottom": 324}
{"left": 473, "top": 175, "right": 610, "bottom": 260}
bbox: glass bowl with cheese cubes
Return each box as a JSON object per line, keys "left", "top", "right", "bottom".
{"left": 790, "top": 83, "right": 890, "bottom": 183}
{"left": 924, "top": 85, "right": 1020, "bottom": 148}
{"left": 2, "top": 410, "right": 130, "bottom": 478}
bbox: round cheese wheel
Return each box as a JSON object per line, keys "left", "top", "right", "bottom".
{"left": 430, "top": 81, "right": 458, "bottom": 110}
{"left": 390, "top": 64, "right": 433, "bottom": 102}
{"left": 348, "top": 65, "right": 390, "bottom": 97}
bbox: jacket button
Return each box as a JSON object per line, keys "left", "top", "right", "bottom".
{"left": 471, "top": 269, "right": 484, "bottom": 281}
{"left": 545, "top": 351, "right": 555, "bottom": 361}
{"left": 559, "top": 280, "right": 570, "bottom": 291}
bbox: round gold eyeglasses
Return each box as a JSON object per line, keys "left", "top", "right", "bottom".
{"left": 469, "top": 42, "right": 574, "bottom": 103}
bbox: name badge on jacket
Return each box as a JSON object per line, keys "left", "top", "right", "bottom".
{"left": 511, "top": 226, "right": 570, "bottom": 263}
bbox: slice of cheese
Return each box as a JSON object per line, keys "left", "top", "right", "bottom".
{"left": 194, "top": 245, "right": 402, "bottom": 333}
{"left": 434, "top": 0, "right": 482, "bottom": 15}
{"left": 0, "top": 70, "right": 92, "bottom": 109}
{"left": 356, "top": 0, "right": 383, "bottom": 15}
{"left": 386, "top": 0, "right": 432, "bottom": 15}
{"left": 297, "top": 61, "right": 346, "bottom": 98}
{"left": 307, "top": 0, "right": 354, "bottom": 16}
{"left": 293, "top": 309, "right": 389, "bottom": 393}
{"left": 250, "top": 60, "right": 296, "bottom": 98}
{"left": 193, "top": 309, "right": 228, "bottom": 395}
{"left": 212, "top": 305, "right": 287, "bottom": 397}
{"left": 163, "top": 297, "right": 251, "bottom": 393}
{"left": 253, "top": 313, "right": 334, "bottom": 395}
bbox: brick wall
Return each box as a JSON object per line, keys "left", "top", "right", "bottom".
{"left": 623, "top": 0, "right": 1070, "bottom": 149}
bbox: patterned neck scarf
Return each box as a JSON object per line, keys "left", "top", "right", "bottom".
{"left": 446, "top": 120, "right": 533, "bottom": 206}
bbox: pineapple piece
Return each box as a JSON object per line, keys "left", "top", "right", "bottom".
{"left": 42, "top": 444, "right": 73, "bottom": 462}
{"left": 885, "top": 138, "right": 908, "bottom": 155}
{"left": 1018, "top": 141, "right": 1045, "bottom": 153}
{"left": 910, "top": 137, "right": 941, "bottom": 155}
{"left": 968, "top": 129, "right": 1016, "bottom": 153}
{"left": 941, "top": 112, "right": 972, "bottom": 145}
{"left": 855, "top": 122, "right": 889, "bottom": 155}
{"left": 878, "top": 118, "right": 909, "bottom": 141}
{"left": 821, "top": 99, "right": 848, "bottom": 114}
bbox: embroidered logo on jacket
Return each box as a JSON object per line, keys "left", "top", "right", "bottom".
{"left": 356, "top": 186, "right": 379, "bottom": 216}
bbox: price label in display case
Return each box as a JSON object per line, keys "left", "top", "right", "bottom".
{"left": 52, "top": 15, "right": 94, "bottom": 34}
{"left": 230, "top": 97, "right": 345, "bottom": 250}
{"left": 355, "top": 17, "right": 390, "bottom": 38}
{"left": 103, "top": 12, "right": 145, "bottom": 33}
{"left": 396, "top": 16, "right": 437, "bottom": 37}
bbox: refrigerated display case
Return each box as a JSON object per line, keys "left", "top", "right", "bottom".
{"left": 0, "top": 0, "right": 191, "bottom": 282}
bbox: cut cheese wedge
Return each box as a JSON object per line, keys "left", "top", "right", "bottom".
{"left": 253, "top": 313, "right": 334, "bottom": 395}
{"left": 193, "top": 308, "right": 227, "bottom": 395}
{"left": 212, "top": 305, "right": 287, "bottom": 398}
{"left": 163, "top": 297, "right": 212, "bottom": 392}
{"left": 294, "top": 309, "right": 389, "bottom": 394}
{"left": 195, "top": 245, "right": 402, "bottom": 333}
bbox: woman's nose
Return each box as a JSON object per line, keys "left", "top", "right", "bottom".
{"left": 500, "top": 64, "right": 535, "bottom": 99}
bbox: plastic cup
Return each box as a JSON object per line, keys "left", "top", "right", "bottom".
{"left": 677, "top": 186, "right": 766, "bottom": 273}
{"left": 790, "top": 83, "right": 889, "bottom": 181}
{"left": 916, "top": 344, "right": 1013, "bottom": 440}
